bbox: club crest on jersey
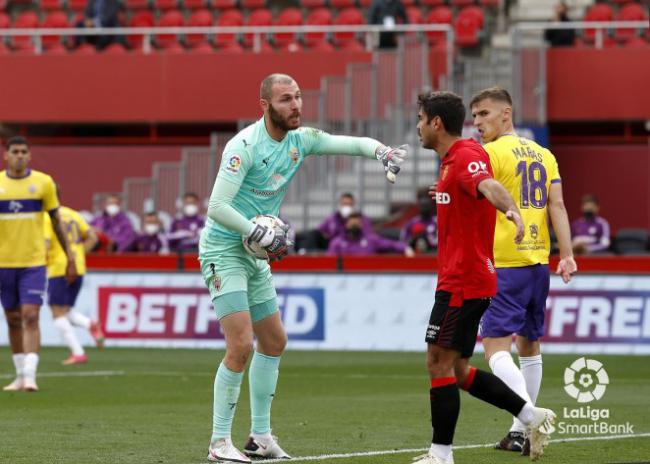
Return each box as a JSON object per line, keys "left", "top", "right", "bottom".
{"left": 28, "top": 184, "right": 36, "bottom": 193}
{"left": 288, "top": 147, "right": 299, "bottom": 164}
{"left": 226, "top": 155, "right": 242, "bottom": 174}
{"left": 441, "top": 165, "right": 449, "bottom": 181}
{"left": 529, "top": 223, "right": 539, "bottom": 239}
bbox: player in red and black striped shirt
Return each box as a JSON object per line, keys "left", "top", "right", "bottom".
{"left": 412, "top": 91, "right": 556, "bottom": 464}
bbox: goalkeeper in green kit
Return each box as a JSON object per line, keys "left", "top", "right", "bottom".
{"left": 199, "top": 73, "right": 409, "bottom": 462}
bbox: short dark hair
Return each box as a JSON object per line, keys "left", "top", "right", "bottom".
{"left": 6, "top": 135, "right": 29, "bottom": 150}
{"left": 417, "top": 91, "right": 465, "bottom": 136}
{"left": 183, "top": 192, "right": 199, "bottom": 201}
{"left": 469, "top": 86, "right": 513, "bottom": 109}
{"left": 346, "top": 212, "right": 363, "bottom": 221}
{"left": 340, "top": 192, "right": 355, "bottom": 202}
{"left": 582, "top": 194, "right": 599, "bottom": 205}
{"left": 260, "top": 73, "right": 296, "bottom": 100}
{"left": 145, "top": 211, "right": 159, "bottom": 218}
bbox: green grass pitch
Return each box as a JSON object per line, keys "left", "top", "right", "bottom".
{"left": 1, "top": 349, "right": 649, "bottom": 463}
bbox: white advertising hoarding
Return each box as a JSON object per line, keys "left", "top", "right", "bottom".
{"left": 1, "top": 272, "right": 649, "bottom": 354}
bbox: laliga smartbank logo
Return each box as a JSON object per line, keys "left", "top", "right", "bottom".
{"left": 553, "top": 357, "right": 634, "bottom": 435}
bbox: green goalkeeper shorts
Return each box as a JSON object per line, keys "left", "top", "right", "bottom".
{"left": 199, "top": 240, "right": 278, "bottom": 322}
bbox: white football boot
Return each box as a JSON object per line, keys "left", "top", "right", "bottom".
{"left": 23, "top": 378, "right": 39, "bottom": 392}
{"left": 411, "top": 452, "right": 454, "bottom": 464}
{"left": 243, "top": 434, "right": 291, "bottom": 459}
{"left": 526, "top": 407, "right": 556, "bottom": 461}
{"left": 3, "top": 377, "right": 25, "bottom": 392}
{"left": 207, "top": 438, "right": 251, "bottom": 463}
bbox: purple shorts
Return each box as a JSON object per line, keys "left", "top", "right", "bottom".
{"left": 480, "top": 264, "right": 549, "bottom": 341}
{"left": 47, "top": 276, "right": 84, "bottom": 307}
{"left": 0, "top": 266, "right": 47, "bottom": 310}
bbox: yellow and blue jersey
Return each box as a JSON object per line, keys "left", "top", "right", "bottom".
{"left": 0, "top": 169, "right": 59, "bottom": 268}
{"left": 483, "top": 135, "right": 561, "bottom": 268}
{"left": 44, "top": 206, "right": 89, "bottom": 278}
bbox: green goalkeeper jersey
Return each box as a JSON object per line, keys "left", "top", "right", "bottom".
{"left": 202, "top": 117, "right": 382, "bottom": 248}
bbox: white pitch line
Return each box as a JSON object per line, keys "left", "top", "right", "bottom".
{"left": 260, "top": 432, "right": 650, "bottom": 463}
{"left": 0, "top": 370, "right": 125, "bottom": 379}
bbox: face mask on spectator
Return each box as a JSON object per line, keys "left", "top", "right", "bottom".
{"left": 144, "top": 224, "right": 160, "bottom": 235}
{"left": 105, "top": 204, "right": 120, "bottom": 217}
{"left": 183, "top": 204, "right": 199, "bottom": 217}
{"left": 339, "top": 205, "right": 353, "bottom": 218}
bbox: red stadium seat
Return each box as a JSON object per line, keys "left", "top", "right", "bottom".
{"left": 127, "top": 10, "right": 155, "bottom": 48}
{"left": 214, "top": 9, "right": 244, "bottom": 47}
{"left": 304, "top": 7, "right": 332, "bottom": 46}
{"left": 406, "top": 6, "right": 423, "bottom": 24}
{"left": 40, "top": 0, "right": 63, "bottom": 11}
{"left": 357, "top": 0, "right": 371, "bottom": 8}
{"left": 67, "top": 0, "right": 88, "bottom": 12}
{"left": 274, "top": 7, "right": 302, "bottom": 47}
{"left": 159, "top": 40, "right": 185, "bottom": 53}
{"left": 426, "top": 6, "right": 453, "bottom": 44}
{"left": 338, "top": 39, "right": 365, "bottom": 51}
{"left": 154, "top": 0, "right": 178, "bottom": 11}
{"left": 309, "top": 39, "right": 334, "bottom": 51}
{"left": 156, "top": 9, "right": 184, "bottom": 48}
{"left": 241, "top": 0, "right": 266, "bottom": 10}
{"left": 184, "top": 0, "right": 205, "bottom": 9}
{"left": 282, "top": 41, "right": 303, "bottom": 52}
{"left": 11, "top": 11, "right": 39, "bottom": 51}
{"left": 583, "top": 3, "right": 614, "bottom": 42}
{"left": 242, "top": 8, "right": 272, "bottom": 47}
{"left": 191, "top": 41, "right": 214, "bottom": 52}
{"left": 330, "top": 0, "right": 356, "bottom": 9}
{"left": 0, "top": 0, "right": 7, "bottom": 11}
{"left": 450, "top": 0, "right": 474, "bottom": 6}
{"left": 333, "top": 7, "right": 365, "bottom": 46}
{"left": 103, "top": 42, "right": 128, "bottom": 54}
{"left": 44, "top": 42, "right": 67, "bottom": 54}
{"left": 42, "top": 11, "right": 70, "bottom": 50}
{"left": 615, "top": 3, "right": 648, "bottom": 42}
{"left": 75, "top": 42, "right": 98, "bottom": 54}
{"left": 624, "top": 36, "right": 648, "bottom": 48}
{"left": 301, "top": 0, "right": 326, "bottom": 9}
{"left": 455, "top": 6, "right": 483, "bottom": 47}
{"left": 210, "top": 0, "right": 237, "bottom": 10}
{"left": 0, "top": 12, "right": 9, "bottom": 28}
{"left": 125, "top": 0, "right": 151, "bottom": 11}
{"left": 218, "top": 41, "right": 244, "bottom": 53}
{"left": 186, "top": 9, "right": 213, "bottom": 47}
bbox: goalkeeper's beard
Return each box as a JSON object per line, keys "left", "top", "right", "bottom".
{"left": 268, "top": 103, "right": 301, "bottom": 132}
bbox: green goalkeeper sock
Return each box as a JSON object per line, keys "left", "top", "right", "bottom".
{"left": 211, "top": 362, "right": 244, "bottom": 441}
{"left": 249, "top": 351, "right": 281, "bottom": 435}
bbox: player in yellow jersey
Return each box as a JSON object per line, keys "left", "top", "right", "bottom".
{"left": 470, "top": 88, "right": 578, "bottom": 455}
{"left": 0, "top": 136, "right": 78, "bottom": 392}
{"left": 44, "top": 187, "right": 103, "bottom": 365}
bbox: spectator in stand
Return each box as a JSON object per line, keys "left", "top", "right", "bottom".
{"left": 134, "top": 212, "right": 170, "bottom": 254}
{"left": 571, "top": 194, "right": 611, "bottom": 254}
{"left": 319, "top": 192, "right": 373, "bottom": 242}
{"left": 369, "top": 0, "right": 408, "bottom": 49}
{"left": 169, "top": 192, "right": 206, "bottom": 253}
{"left": 400, "top": 193, "right": 438, "bottom": 254}
{"left": 91, "top": 194, "right": 137, "bottom": 252}
{"left": 328, "top": 212, "right": 414, "bottom": 256}
{"left": 544, "top": 2, "right": 576, "bottom": 47}
{"left": 76, "top": 0, "right": 121, "bottom": 50}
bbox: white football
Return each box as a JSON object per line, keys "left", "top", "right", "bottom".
{"left": 242, "top": 214, "right": 288, "bottom": 260}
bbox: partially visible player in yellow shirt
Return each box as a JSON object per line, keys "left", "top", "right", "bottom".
{"left": 470, "top": 88, "right": 577, "bottom": 454}
{"left": 0, "top": 136, "right": 78, "bottom": 392}
{"left": 44, "top": 195, "right": 103, "bottom": 365}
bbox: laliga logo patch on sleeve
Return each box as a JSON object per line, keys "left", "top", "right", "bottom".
{"left": 225, "top": 155, "right": 242, "bottom": 173}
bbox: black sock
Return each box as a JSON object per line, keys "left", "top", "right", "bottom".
{"left": 430, "top": 380, "right": 460, "bottom": 445}
{"left": 464, "top": 368, "right": 526, "bottom": 416}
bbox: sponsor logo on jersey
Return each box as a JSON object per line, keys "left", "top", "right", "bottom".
{"left": 434, "top": 192, "right": 451, "bottom": 204}
{"left": 8, "top": 200, "right": 23, "bottom": 213}
{"left": 289, "top": 147, "right": 299, "bottom": 164}
{"left": 467, "top": 161, "right": 488, "bottom": 175}
{"left": 225, "top": 155, "right": 242, "bottom": 173}
{"left": 529, "top": 223, "right": 539, "bottom": 239}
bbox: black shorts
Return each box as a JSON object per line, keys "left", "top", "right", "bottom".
{"left": 425, "top": 290, "right": 491, "bottom": 358}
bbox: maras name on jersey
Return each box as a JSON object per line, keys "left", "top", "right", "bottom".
{"left": 511, "top": 145, "right": 543, "bottom": 162}
{"left": 249, "top": 187, "right": 288, "bottom": 197}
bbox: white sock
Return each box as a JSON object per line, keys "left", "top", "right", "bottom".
{"left": 520, "top": 355, "right": 543, "bottom": 404}
{"left": 430, "top": 443, "right": 453, "bottom": 461}
{"left": 12, "top": 353, "right": 25, "bottom": 378}
{"left": 489, "top": 350, "right": 530, "bottom": 433}
{"left": 54, "top": 316, "right": 85, "bottom": 356}
{"left": 23, "top": 353, "right": 39, "bottom": 381}
{"left": 67, "top": 311, "right": 91, "bottom": 329}
{"left": 516, "top": 402, "right": 536, "bottom": 426}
